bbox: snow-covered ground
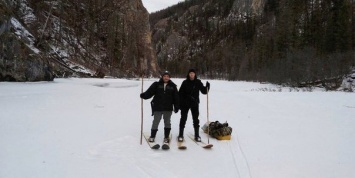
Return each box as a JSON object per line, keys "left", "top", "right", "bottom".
{"left": 0, "top": 78, "right": 354, "bottom": 178}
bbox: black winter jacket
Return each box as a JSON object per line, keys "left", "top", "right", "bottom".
{"left": 179, "top": 77, "right": 208, "bottom": 108}
{"left": 141, "top": 79, "right": 179, "bottom": 113}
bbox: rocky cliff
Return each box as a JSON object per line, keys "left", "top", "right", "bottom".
{"left": 150, "top": 0, "right": 266, "bottom": 78}
{"left": 0, "top": 0, "right": 158, "bottom": 82}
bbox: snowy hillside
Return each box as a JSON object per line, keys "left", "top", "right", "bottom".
{"left": 0, "top": 78, "right": 354, "bottom": 178}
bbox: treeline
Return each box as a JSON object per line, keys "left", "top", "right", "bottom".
{"left": 251, "top": 0, "right": 355, "bottom": 88}
{"left": 150, "top": 0, "right": 355, "bottom": 88}
{"left": 149, "top": 0, "right": 207, "bottom": 27}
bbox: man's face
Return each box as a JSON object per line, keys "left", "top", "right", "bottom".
{"left": 163, "top": 75, "right": 170, "bottom": 83}
{"left": 189, "top": 72, "right": 195, "bottom": 80}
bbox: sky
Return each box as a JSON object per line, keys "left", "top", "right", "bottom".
{"left": 142, "top": 0, "right": 185, "bottom": 13}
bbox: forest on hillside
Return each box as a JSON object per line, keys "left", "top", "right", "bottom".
{"left": 150, "top": 0, "right": 355, "bottom": 89}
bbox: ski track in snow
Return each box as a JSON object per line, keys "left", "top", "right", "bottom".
{"left": 92, "top": 82, "right": 139, "bottom": 88}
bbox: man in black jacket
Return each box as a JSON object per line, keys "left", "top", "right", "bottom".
{"left": 140, "top": 71, "right": 179, "bottom": 144}
{"left": 178, "top": 69, "right": 210, "bottom": 142}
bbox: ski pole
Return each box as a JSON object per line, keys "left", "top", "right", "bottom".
{"left": 140, "top": 74, "right": 144, "bottom": 145}
{"left": 207, "top": 82, "right": 210, "bottom": 144}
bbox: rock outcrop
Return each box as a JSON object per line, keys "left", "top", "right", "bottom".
{"left": 0, "top": 0, "right": 158, "bottom": 82}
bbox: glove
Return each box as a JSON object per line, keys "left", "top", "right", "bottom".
{"left": 206, "top": 81, "right": 210, "bottom": 90}
{"left": 140, "top": 93, "right": 144, "bottom": 99}
{"left": 174, "top": 107, "right": 179, "bottom": 113}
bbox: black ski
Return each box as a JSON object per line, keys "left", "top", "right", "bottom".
{"left": 143, "top": 133, "right": 160, "bottom": 149}
{"left": 188, "top": 134, "right": 213, "bottom": 149}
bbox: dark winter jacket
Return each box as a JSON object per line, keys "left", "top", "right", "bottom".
{"left": 141, "top": 79, "right": 179, "bottom": 113}
{"left": 179, "top": 74, "right": 209, "bottom": 108}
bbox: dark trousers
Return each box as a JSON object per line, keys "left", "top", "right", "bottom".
{"left": 179, "top": 106, "right": 200, "bottom": 129}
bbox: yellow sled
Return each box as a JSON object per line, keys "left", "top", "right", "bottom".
{"left": 216, "top": 135, "right": 231, "bottom": 140}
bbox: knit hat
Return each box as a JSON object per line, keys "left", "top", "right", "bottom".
{"left": 188, "top": 68, "right": 196, "bottom": 74}
{"left": 186, "top": 68, "right": 197, "bottom": 80}
{"left": 161, "top": 70, "right": 170, "bottom": 77}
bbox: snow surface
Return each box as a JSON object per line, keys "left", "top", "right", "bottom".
{"left": 0, "top": 78, "right": 354, "bottom": 178}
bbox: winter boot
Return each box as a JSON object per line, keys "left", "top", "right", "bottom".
{"left": 163, "top": 138, "right": 170, "bottom": 144}
{"left": 178, "top": 136, "right": 184, "bottom": 142}
{"left": 164, "top": 128, "right": 171, "bottom": 143}
{"left": 149, "top": 129, "right": 158, "bottom": 142}
{"left": 178, "top": 127, "right": 184, "bottom": 142}
{"left": 194, "top": 127, "right": 201, "bottom": 142}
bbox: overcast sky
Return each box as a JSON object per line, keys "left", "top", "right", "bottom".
{"left": 142, "top": 0, "right": 185, "bottom": 13}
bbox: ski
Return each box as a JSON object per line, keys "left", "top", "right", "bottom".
{"left": 177, "top": 138, "right": 187, "bottom": 150}
{"left": 143, "top": 132, "right": 160, "bottom": 149}
{"left": 161, "top": 134, "right": 172, "bottom": 150}
{"left": 188, "top": 134, "right": 213, "bottom": 149}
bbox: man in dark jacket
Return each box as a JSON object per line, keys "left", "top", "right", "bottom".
{"left": 178, "top": 69, "right": 210, "bottom": 142}
{"left": 140, "top": 71, "right": 179, "bottom": 144}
